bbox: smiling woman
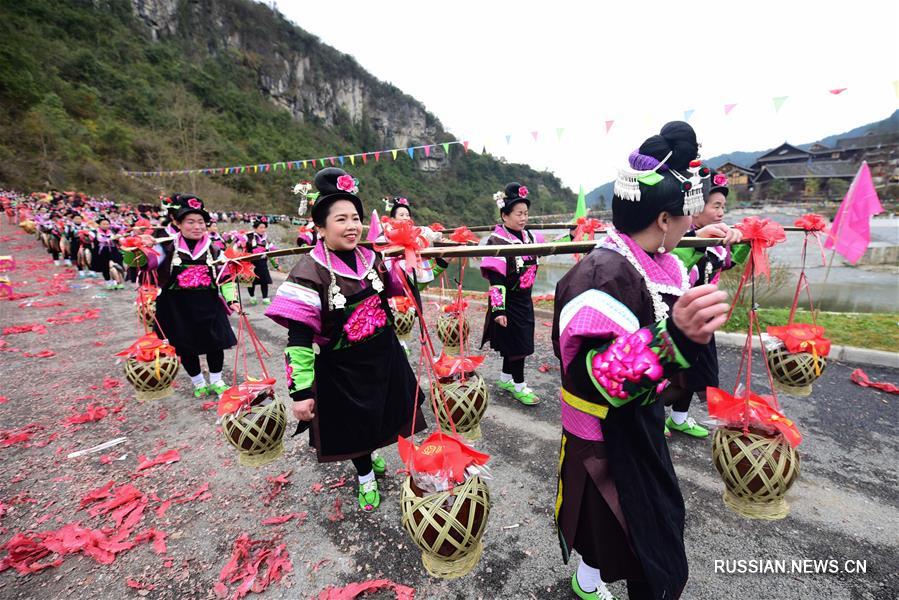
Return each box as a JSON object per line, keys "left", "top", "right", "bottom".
{"left": 264, "top": 168, "right": 428, "bottom": 514}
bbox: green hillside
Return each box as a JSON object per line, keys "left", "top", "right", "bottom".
{"left": 0, "top": 0, "right": 575, "bottom": 224}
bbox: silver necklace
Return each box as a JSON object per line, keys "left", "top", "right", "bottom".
{"left": 606, "top": 228, "right": 676, "bottom": 322}
{"left": 322, "top": 245, "right": 383, "bottom": 311}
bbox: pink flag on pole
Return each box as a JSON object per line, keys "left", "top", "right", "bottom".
{"left": 824, "top": 162, "right": 883, "bottom": 264}
{"left": 366, "top": 210, "right": 382, "bottom": 242}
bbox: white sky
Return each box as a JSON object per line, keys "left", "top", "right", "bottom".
{"left": 273, "top": 0, "right": 898, "bottom": 191}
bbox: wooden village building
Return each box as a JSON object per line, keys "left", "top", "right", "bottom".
{"left": 717, "top": 131, "right": 898, "bottom": 203}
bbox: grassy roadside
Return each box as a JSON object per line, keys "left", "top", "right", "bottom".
{"left": 427, "top": 289, "right": 899, "bottom": 352}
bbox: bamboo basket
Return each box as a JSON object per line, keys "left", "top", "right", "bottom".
{"left": 765, "top": 347, "right": 826, "bottom": 397}
{"left": 431, "top": 372, "right": 488, "bottom": 441}
{"left": 222, "top": 392, "right": 287, "bottom": 467}
{"left": 437, "top": 313, "right": 469, "bottom": 355}
{"left": 123, "top": 355, "right": 180, "bottom": 401}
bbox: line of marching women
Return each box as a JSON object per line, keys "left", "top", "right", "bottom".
{"left": 2, "top": 118, "right": 749, "bottom": 598}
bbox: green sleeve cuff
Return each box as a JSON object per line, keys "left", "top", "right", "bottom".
{"left": 285, "top": 346, "right": 315, "bottom": 393}
{"left": 220, "top": 282, "right": 236, "bottom": 303}
{"left": 121, "top": 248, "right": 147, "bottom": 268}
{"left": 671, "top": 246, "right": 703, "bottom": 270}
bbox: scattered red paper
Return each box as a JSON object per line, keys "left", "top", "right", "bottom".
{"left": 767, "top": 323, "right": 831, "bottom": 357}
{"left": 103, "top": 377, "right": 121, "bottom": 389}
{"left": 0, "top": 423, "right": 44, "bottom": 448}
{"left": 317, "top": 579, "right": 415, "bottom": 600}
{"left": 65, "top": 403, "right": 109, "bottom": 425}
{"left": 432, "top": 352, "right": 485, "bottom": 378}
{"left": 850, "top": 369, "right": 899, "bottom": 395}
{"left": 201, "top": 400, "right": 217, "bottom": 411}
{"left": 264, "top": 471, "right": 291, "bottom": 505}
{"left": 448, "top": 226, "right": 478, "bottom": 244}
{"left": 217, "top": 534, "right": 292, "bottom": 600}
{"left": 3, "top": 323, "right": 48, "bottom": 335}
{"left": 537, "top": 363, "right": 555, "bottom": 373}
{"left": 261, "top": 512, "right": 307, "bottom": 526}
{"left": 794, "top": 213, "right": 829, "bottom": 232}
{"left": 327, "top": 497, "right": 344, "bottom": 522}
{"left": 133, "top": 528, "right": 167, "bottom": 554}
{"left": 397, "top": 431, "right": 490, "bottom": 483}
{"left": 80, "top": 481, "right": 115, "bottom": 508}
{"left": 0, "top": 396, "right": 8, "bottom": 404}
{"left": 126, "top": 579, "right": 157, "bottom": 591}
{"left": 135, "top": 449, "right": 181, "bottom": 473}
{"left": 116, "top": 333, "right": 177, "bottom": 362}
{"left": 707, "top": 387, "right": 802, "bottom": 448}
{"left": 22, "top": 349, "right": 55, "bottom": 358}
{"left": 46, "top": 308, "right": 100, "bottom": 325}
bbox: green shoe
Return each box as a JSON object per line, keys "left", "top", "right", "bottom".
{"left": 371, "top": 454, "right": 387, "bottom": 476}
{"left": 512, "top": 386, "right": 540, "bottom": 406}
{"left": 358, "top": 479, "right": 380, "bottom": 512}
{"left": 208, "top": 380, "right": 229, "bottom": 396}
{"left": 571, "top": 572, "right": 618, "bottom": 600}
{"left": 497, "top": 379, "right": 516, "bottom": 392}
{"left": 193, "top": 385, "right": 209, "bottom": 398}
{"left": 262, "top": 298, "right": 271, "bottom": 306}
{"left": 249, "top": 297, "right": 258, "bottom": 306}
{"left": 666, "top": 416, "right": 709, "bottom": 438}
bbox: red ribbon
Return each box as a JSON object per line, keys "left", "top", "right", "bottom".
{"left": 217, "top": 377, "right": 277, "bottom": 416}
{"left": 397, "top": 431, "right": 490, "bottom": 482}
{"left": 389, "top": 296, "right": 416, "bottom": 313}
{"left": 733, "top": 217, "right": 786, "bottom": 281}
{"left": 374, "top": 218, "right": 430, "bottom": 273}
{"left": 217, "top": 246, "right": 257, "bottom": 284}
{"left": 442, "top": 298, "right": 469, "bottom": 314}
{"left": 794, "top": 213, "right": 829, "bottom": 266}
{"left": 707, "top": 387, "right": 803, "bottom": 448}
{"left": 448, "top": 226, "right": 479, "bottom": 244}
{"left": 572, "top": 217, "right": 604, "bottom": 241}
{"left": 429, "top": 222, "right": 446, "bottom": 232}
{"left": 117, "top": 236, "right": 159, "bottom": 257}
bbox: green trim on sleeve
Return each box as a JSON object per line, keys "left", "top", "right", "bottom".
{"left": 220, "top": 281, "right": 237, "bottom": 303}
{"left": 285, "top": 346, "right": 315, "bottom": 392}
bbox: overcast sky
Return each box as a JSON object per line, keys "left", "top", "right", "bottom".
{"left": 273, "top": 0, "right": 898, "bottom": 191}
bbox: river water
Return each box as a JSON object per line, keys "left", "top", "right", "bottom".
{"left": 443, "top": 211, "right": 899, "bottom": 314}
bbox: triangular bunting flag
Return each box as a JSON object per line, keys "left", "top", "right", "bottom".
{"left": 329, "top": 157, "right": 336, "bottom": 166}
{"left": 301, "top": 161, "right": 307, "bottom": 169}
{"left": 683, "top": 109, "right": 695, "bottom": 122}
{"left": 531, "top": 131, "right": 539, "bottom": 142}
{"left": 253, "top": 165, "right": 258, "bottom": 173}
{"left": 442, "top": 142, "right": 450, "bottom": 155}
{"left": 724, "top": 103, "right": 737, "bottom": 115}
{"left": 391, "top": 149, "right": 398, "bottom": 160}
{"left": 375, "top": 151, "right": 381, "bottom": 162}
{"left": 349, "top": 155, "right": 355, "bottom": 166}
{"left": 361, "top": 153, "right": 368, "bottom": 164}
{"left": 772, "top": 96, "right": 788, "bottom": 112}
{"left": 505, "top": 134, "right": 512, "bottom": 144}
{"left": 893, "top": 80, "right": 899, "bottom": 99}
{"left": 574, "top": 185, "right": 587, "bottom": 221}
{"left": 424, "top": 145, "right": 431, "bottom": 157}
{"left": 338, "top": 156, "right": 345, "bottom": 165}
{"left": 463, "top": 141, "right": 469, "bottom": 152}
{"left": 407, "top": 148, "right": 415, "bottom": 159}
{"left": 604, "top": 120, "right": 614, "bottom": 134}
{"left": 556, "top": 127, "right": 564, "bottom": 140}
{"left": 829, "top": 88, "right": 848, "bottom": 95}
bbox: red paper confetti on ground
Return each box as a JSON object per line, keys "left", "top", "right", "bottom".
{"left": 263, "top": 471, "right": 291, "bottom": 505}
{"left": 2, "top": 323, "right": 48, "bottom": 335}
{"left": 317, "top": 579, "right": 416, "bottom": 600}
{"left": 327, "top": 497, "right": 344, "bottom": 523}
{"left": 216, "top": 534, "right": 292, "bottom": 600}
{"left": 261, "top": 512, "right": 307, "bottom": 526}
{"left": 134, "top": 449, "right": 180, "bottom": 473}
{"left": 22, "top": 349, "right": 55, "bottom": 358}
{"left": 126, "top": 579, "right": 157, "bottom": 591}
{"left": 851, "top": 368, "right": 899, "bottom": 395}
{"left": 65, "top": 403, "right": 109, "bottom": 425}
{"left": 0, "top": 423, "right": 45, "bottom": 448}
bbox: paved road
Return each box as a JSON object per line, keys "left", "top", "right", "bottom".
{"left": 0, "top": 229, "right": 896, "bottom": 600}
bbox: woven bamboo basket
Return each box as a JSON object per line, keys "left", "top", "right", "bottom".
{"left": 123, "top": 355, "right": 180, "bottom": 401}
{"left": 765, "top": 348, "right": 826, "bottom": 397}
{"left": 137, "top": 301, "right": 156, "bottom": 328}
{"left": 711, "top": 426, "right": 800, "bottom": 520}
{"left": 437, "top": 313, "right": 469, "bottom": 355}
{"left": 222, "top": 394, "right": 287, "bottom": 467}
{"left": 432, "top": 372, "right": 488, "bottom": 441}
{"left": 400, "top": 474, "right": 490, "bottom": 579}
{"left": 393, "top": 308, "right": 417, "bottom": 342}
